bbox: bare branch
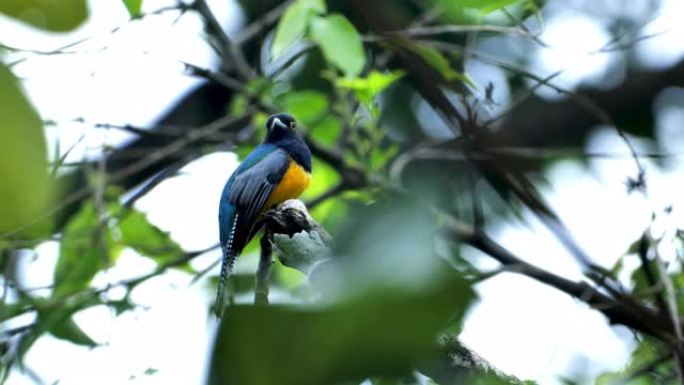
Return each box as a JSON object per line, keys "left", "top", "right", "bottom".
{"left": 192, "top": 0, "right": 254, "bottom": 79}
{"left": 442, "top": 213, "right": 674, "bottom": 340}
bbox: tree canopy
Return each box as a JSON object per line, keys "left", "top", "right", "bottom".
{"left": 1, "top": 0, "right": 684, "bottom": 384}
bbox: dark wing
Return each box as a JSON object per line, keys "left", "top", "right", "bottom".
{"left": 227, "top": 148, "right": 289, "bottom": 255}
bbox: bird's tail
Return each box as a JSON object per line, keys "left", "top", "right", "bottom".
{"left": 214, "top": 213, "right": 239, "bottom": 318}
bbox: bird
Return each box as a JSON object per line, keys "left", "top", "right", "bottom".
{"left": 215, "top": 113, "right": 312, "bottom": 316}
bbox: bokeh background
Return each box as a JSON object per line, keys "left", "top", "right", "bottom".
{"left": 1, "top": 0, "right": 684, "bottom": 384}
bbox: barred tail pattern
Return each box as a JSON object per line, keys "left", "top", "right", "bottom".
{"left": 214, "top": 213, "right": 239, "bottom": 317}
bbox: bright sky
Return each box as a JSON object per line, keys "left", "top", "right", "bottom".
{"left": 4, "top": 0, "right": 684, "bottom": 384}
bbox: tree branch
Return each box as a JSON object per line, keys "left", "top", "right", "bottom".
{"left": 441, "top": 213, "right": 674, "bottom": 341}
{"left": 192, "top": 0, "right": 253, "bottom": 79}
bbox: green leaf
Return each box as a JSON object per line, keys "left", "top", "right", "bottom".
{"left": 211, "top": 196, "right": 475, "bottom": 385}
{"left": 410, "top": 45, "right": 475, "bottom": 86}
{"left": 280, "top": 90, "right": 329, "bottom": 125}
{"left": 53, "top": 202, "right": 109, "bottom": 299}
{"left": 209, "top": 277, "right": 473, "bottom": 385}
{"left": 0, "top": 62, "right": 51, "bottom": 234}
{"left": 122, "top": 0, "right": 143, "bottom": 17}
{"left": 460, "top": 0, "right": 519, "bottom": 14}
{"left": 49, "top": 317, "right": 96, "bottom": 347}
{"left": 310, "top": 14, "right": 366, "bottom": 78}
{"left": 118, "top": 209, "right": 186, "bottom": 268}
{"left": 0, "top": 302, "right": 31, "bottom": 322}
{"left": 370, "top": 144, "right": 400, "bottom": 171}
{"left": 271, "top": 0, "right": 326, "bottom": 59}
{"left": 338, "top": 71, "right": 405, "bottom": 101}
{"left": 302, "top": 158, "right": 340, "bottom": 200}
{"left": 107, "top": 297, "right": 136, "bottom": 316}
{"left": 596, "top": 336, "right": 668, "bottom": 384}
{"left": 0, "top": 0, "right": 88, "bottom": 31}
{"left": 308, "top": 115, "right": 342, "bottom": 146}
{"left": 337, "top": 70, "right": 405, "bottom": 115}
{"left": 271, "top": 3, "right": 308, "bottom": 58}
{"left": 300, "top": 0, "right": 326, "bottom": 13}
{"left": 18, "top": 292, "right": 100, "bottom": 361}
{"left": 434, "top": 0, "right": 519, "bottom": 22}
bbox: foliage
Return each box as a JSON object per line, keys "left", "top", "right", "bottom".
{"left": 210, "top": 277, "right": 473, "bottom": 385}
{"left": 121, "top": 0, "right": 143, "bottom": 17}
{"left": 271, "top": 0, "right": 326, "bottom": 58}
{"left": 0, "top": 0, "right": 87, "bottom": 31}
{"left": 0, "top": 0, "right": 682, "bottom": 384}
{"left": 309, "top": 14, "right": 366, "bottom": 78}
{"left": 0, "top": 63, "right": 51, "bottom": 236}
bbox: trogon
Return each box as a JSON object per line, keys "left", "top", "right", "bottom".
{"left": 216, "top": 113, "right": 312, "bottom": 315}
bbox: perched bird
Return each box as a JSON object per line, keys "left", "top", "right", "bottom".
{"left": 215, "top": 113, "right": 312, "bottom": 315}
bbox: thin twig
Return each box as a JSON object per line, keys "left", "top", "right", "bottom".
{"left": 442, "top": 212, "right": 673, "bottom": 340}
{"left": 192, "top": 0, "right": 253, "bottom": 79}
{"left": 483, "top": 70, "right": 563, "bottom": 126}
{"left": 235, "top": 1, "right": 293, "bottom": 45}
{"left": 1, "top": 112, "right": 253, "bottom": 238}
{"left": 398, "top": 24, "right": 532, "bottom": 38}
{"left": 255, "top": 234, "right": 273, "bottom": 305}
{"left": 182, "top": 62, "right": 244, "bottom": 92}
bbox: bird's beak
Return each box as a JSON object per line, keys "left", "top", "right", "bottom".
{"left": 271, "top": 118, "right": 288, "bottom": 130}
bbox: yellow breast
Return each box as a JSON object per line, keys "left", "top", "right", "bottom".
{"left": 264, "top": 159, "right": 311, "bottom": 211}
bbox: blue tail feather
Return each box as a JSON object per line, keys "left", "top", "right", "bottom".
{"left": 215, "top": 210, "right": 238, "bottom": 317}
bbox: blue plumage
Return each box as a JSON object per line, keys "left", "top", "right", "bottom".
{"left": 215, "top": 114, "right": 312, "bottom": 316}
{"left": 218, "top": 144, "right": 277, "bottom": 250}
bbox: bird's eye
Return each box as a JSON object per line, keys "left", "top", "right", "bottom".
{"left": 290, "top": 121, "right": 296, "bottom": 130}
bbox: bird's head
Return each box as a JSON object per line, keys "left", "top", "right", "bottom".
{"left": 265, "top": 113, "right": 298, "bottom": 143}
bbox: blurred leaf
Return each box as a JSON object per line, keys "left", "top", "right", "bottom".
{"left": 326, "top": 196, "right": 455, "bottom": 298}
{"left": 229, "top": 94, "right": 249, "bottom": 116}
{"left": 122, "top": 0, "right": 143, "bottom": 17}
{"left": 310, "top": 197, "right": 348, "bottom": 232}
{"left": 300, "top": 0, "right": 326, "bottom": 13}
{"left": 370, "top": 144, "right": 400, "bottom": 171}
{"left": 630, "top": 258, "right": 658, "bottom": 299}
{"left": 18, "top": 292, "right": 100, "bottom": 361}
{"left": 145, "top": 368, "right": 159, "bottom": 375}
{"left": 271, "top": 3, "right": 307, "bottom": 58}
{"left": 118, "top": 209, "right": 187, "bottom": 269}
{"left": 372, "top": 374, "right": 421, "bottom": 385}
{"left": 252, "top": 112, "right": 270, "bottom": 137}
{"left": 0, "top": 0, "right": 88, "bottom": 31}
{"left": 281, "top": 90, "right": 329, "bottom": 125}
{"left": 0, "top": 302, "right": 31, "bottom": 322}
{"left": 53, "top": 202, "right": 110, "bottom": 299}
{"left": 596, "top": 337, "right": 668, "bottom": 385}
{"left": 271, "top": 0, "right": 325, "bottom": 59}
{"left": 245, "top": 77, "right": 273, "bottom": 97}
{"left": 338, "top": 70, "right": 405, "bottom": 104}
{"left": 337, "top": 70, "right": 405, "bottom": 115}
{"left": 49, "top": 317, "right": 96, "bottom": 347}
{"left": 0, "top": 62, "right": 51, "bottom": 235}
{"left": 309, "top": 115, "right": 342, "bottom": 146}
{"left": 273, "top": 260, "right": 307, "bottom": 290}
{"left": 209, "top": 276, "right": 473, "bottom": 385}
{"left": 409, "top": 45, "right": 475, "bottom": 87}
{"left": 459, "top": 0, "right": 519, "bottom": 14}
{"left": 107, "top": 297, "right": 136, "bottom": 316}
{"left": 434, "top": 0, "right": 518, "bottom": 22}
{"left": 310, "top": 14, "right": 366, "bottom": 78}
{"left": 228, "top": 272, "right": 257, "bottom": 295}
{"left": 302, "top": 158, "right": 340, "bottom": 199}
